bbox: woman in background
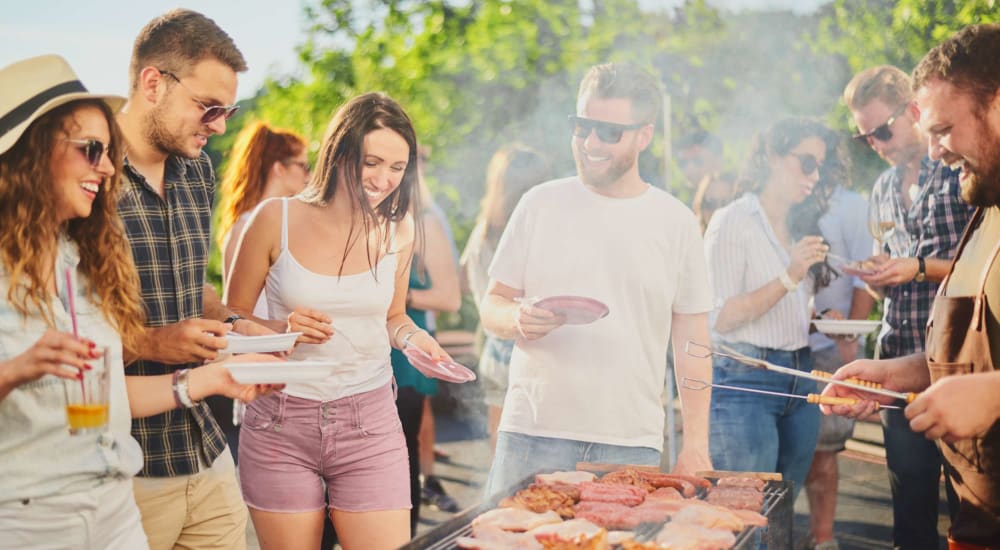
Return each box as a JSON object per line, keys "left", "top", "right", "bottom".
{"left": 692, "top": 171, "right": 736, "bottom": 233}
{"left": 460, "top": 143, "right": 551, "bottom": 457}
{"left": 214, "top": 121, "right": 310, "bottom": 454}
{"left": 218, "top": 120, "right": 310, "bottom": 301}
{"left": 704, "top": 118, "right": 844, "bottom": 499}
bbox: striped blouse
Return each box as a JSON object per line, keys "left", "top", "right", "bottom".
{"left": 704, "top": 193, "right": 814, "bottom": 351}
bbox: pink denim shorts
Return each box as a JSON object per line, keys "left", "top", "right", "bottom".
{"left": 238, "top": 383, "right": 411, "bottom": 513}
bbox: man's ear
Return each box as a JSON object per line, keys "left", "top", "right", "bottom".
{"left": 637, "top": 123, "right": 655, "bottom": 152}
{"left": 907, "top": 100, "right": 921, "bottom": 123}
{"left": 137, "top": 66, "right": 165, "bottom": 104}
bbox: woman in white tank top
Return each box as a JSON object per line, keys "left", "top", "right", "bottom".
{"left": 225, "top": 93, "right": 453, "bottom": 550}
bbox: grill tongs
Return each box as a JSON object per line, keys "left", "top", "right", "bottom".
{"left": 685, "top": 340, "right": 918, "bottom": 404}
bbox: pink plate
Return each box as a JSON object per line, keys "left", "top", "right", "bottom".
{"left": 533, "top": 295, "right": 610, "bottom": 325}
{"left": 403, "top": 346, "right": 477, "bottom": 383}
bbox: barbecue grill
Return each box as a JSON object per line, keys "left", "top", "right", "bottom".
{"left": 399, "top": 472, "right": 793, "bottom": 549}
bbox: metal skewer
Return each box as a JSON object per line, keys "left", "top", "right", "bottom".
{"left": 685, "top": 340, "right": 918, "bottom": 404}
{"left": 681, "top": 377, "right": 900, "bottom": 410}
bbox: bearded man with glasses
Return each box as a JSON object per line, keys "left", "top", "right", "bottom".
{"left": 841, "top": 64, "right": 974, "bottom": 549}
{"left": 479, "top": 63, "right": 713, "bottom": 495}
{"left": 115, "top": 9, "right": 274, "bottom": 550}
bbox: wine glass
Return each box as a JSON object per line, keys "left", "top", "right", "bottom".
{"left": 868, "top": 188, "right": 912, "bottom": 257}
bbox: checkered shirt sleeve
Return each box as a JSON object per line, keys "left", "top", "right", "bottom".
{"left": 876, "top": 158, "right": 976, "bottom": 358}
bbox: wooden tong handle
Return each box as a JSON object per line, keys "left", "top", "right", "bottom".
{"left": 810, "top": 370, "right": 883, "bottom": 389}
{"left": 806, "top": 394, "right": 882, "bottom": 411}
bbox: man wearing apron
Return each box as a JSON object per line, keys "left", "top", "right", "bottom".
{"left": 822, "top": 24, "right": 1000, "bottom": 548}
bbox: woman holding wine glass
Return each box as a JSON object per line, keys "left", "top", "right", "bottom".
{"left": 704, "top": 118, "right": 844, "bottom": 500}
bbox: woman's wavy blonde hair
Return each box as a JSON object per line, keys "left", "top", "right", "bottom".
{"left": 0, "top": 100, "right": 145, "bottom": 353}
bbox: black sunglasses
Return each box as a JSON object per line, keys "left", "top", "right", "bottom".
{"left": 65, "top": 138, "right": 108, "bottom": 168}
{"left": 284, "top": 159, "right": 310, "bottom": 173}
{"left": 791, "top": 153, "right": 820, "bottom": 176}
{"left": 853, "top": 103, "right": 908, "bottom": 144}
{"left": 158, "top": 69, "right": 240, "bottom": 124}
{"left": 568, "top": 115, "right": 647, "bottom": 144}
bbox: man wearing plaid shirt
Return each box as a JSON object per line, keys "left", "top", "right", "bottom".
{"left": 844, "top": 66, "right": 975, "bottom": 550}
{"left": 116, "top": 10, "right": 272, "bottom": 550}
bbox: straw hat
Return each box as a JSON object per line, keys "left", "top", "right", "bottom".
{"left": 0, "top": 54, "right": 126, "bottom": 156}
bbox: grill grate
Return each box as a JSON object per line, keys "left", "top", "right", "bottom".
{"left": 400, "top": 475, "right": 792, "bottom": 549}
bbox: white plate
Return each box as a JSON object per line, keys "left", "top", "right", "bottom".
{"left": 224, "top": 360, "right": 336, "bottom": 383}
{"left": 812, "top": 319, "right": 881, "bottom": 336}
{"left": 225, "top": 332, "right": 301, "bottom": 354}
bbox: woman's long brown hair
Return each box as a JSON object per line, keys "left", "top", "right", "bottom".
{"left": 299, "top": 92, "right": 422, "bottom": 277}
{"left": 216, "top": 120, "right": 306, "bottom": 248}
{"left": 0, "top": 100, "right": 145, "bottom": 353}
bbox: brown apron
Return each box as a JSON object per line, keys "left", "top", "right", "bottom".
{"left": 925, "top": 209, "right": 1000, "bottom": 547}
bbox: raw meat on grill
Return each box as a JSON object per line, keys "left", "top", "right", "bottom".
{"left": 471, "top": 508, "right": 563, "bottom": 532}
{"left": 457, "top": 525, "right": 543, "bottom": 549}
{"left": 640, "top": 472, "right": 712, "bottom": 494}
{"left": 645, "top": 487, "right": 684, "bottom": 502}
{"left": 536, "top": 471, "right": 597, "bottom": 485}
{"left": 715, "top": 476, "right": 766, "bottom": 490}
{"left": 529, "top": 518, "right": 609, "bottom": 549}
{"left": 499, "top": 483, "right": 580, "bottom": 518}
{"left": 578, "top": 481, "right": 646, "bottom": 506}
{"left": 573, "top": 501, "right": 642, "bottom": 530}
{"left": 705, "top": 486, "right": 764, "bottom": 511}
{"left": 630, "top": 499, "right": 677, "bottom": 524}
{"left": 731, "top": 509, "right": 768, "bottom": 527}
{"left": 606, "top": 531, "right": 635, "bottom": 546}
{"left": 671, "top": 504, "right": 746, "bottom": 532}
{"left": 597, "top": 468, "right": 655, "bottom": 492}
{"left": 654, "top": 522, "right": 738, "bottom": 549}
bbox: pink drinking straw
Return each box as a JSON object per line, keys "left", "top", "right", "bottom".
{"left": 64, "top": 267, "right": 86, "bottom": 404}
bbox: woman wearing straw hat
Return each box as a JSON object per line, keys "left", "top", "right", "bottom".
{"left": 0, "top": 54, "right": 279, "bottom": 549}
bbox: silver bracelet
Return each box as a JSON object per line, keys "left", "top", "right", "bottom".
{"left": 392, "top": 323, "right": 416, "bottom": 347}
{"left": 172, "top": 368, "right": 197, "bottom": 408}
{"left": 400, "top": 328, "right": 425, "bottom": 348}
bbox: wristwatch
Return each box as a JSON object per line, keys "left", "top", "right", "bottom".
{"left": 915, "top": 256, "right": 927, "bottom": 282}
{"left": 223, "top": 314, "right": 244, "bottom": 325}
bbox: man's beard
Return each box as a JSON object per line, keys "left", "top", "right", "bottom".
{"left": 959, "top": 122, "right": 1000, "bottom": 207}
{"left": 144, "top": 104, "right": 193, "bottom": 159}
{"left": 574, "top": 146, "right": 635, "bottom": 189}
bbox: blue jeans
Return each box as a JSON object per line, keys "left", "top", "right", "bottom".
{"left": 486, "top": 432, "right": 660, "bottom": 497}
{"left": 709, "top": 343, "right": 819, "bottom": 502}
{"left": 882, "top": 407, "right": 950, "bottom": 549}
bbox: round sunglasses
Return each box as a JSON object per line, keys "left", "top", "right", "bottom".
{"left": 158, "top": 69, "right": 240, "bottom": 124}
{"left": 568, "top": 115, "right": 647, "bottom": 144}
{"left": 791, "top": 153, "right": 820, "bottom": 176}
{"left": 853, "top": 103, "right": 908, "bottom": 145}
{"left": 64, "top": 138, "right": 109, "bottom": 168}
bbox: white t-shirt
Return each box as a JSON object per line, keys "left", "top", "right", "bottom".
{"left": 488, "top": 177, "right": 712, "bottom": 451}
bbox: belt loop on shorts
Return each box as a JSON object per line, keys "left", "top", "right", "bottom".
{"left": 275, "top": 392, "right": 288, "bottom": 430}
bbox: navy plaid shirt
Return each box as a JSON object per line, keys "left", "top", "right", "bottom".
{"left": 873, "top": 157, "right": 975, "bottom": 359}
{"left": 118, "top": 152, "right": 226, "bottom": 477}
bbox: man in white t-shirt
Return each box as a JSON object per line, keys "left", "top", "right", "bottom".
{"left": 479, "top": 62, "right": 714, "bottom": 495}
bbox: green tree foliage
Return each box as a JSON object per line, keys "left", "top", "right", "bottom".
{"left": 810, "top": 0, "right": 999, "bottom": 196}
{"left": 206, "top": 0, "right": 995, "bottom": 330}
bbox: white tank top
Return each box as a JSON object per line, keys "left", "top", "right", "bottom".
{"left": 265, "top": 198, "right": 398, "bottom": 401}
